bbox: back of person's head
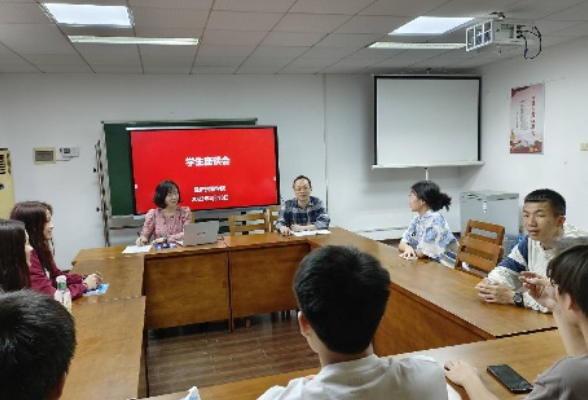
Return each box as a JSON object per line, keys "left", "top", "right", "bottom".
{"left": 0, "top": 219, "right": 31, "bottom": 291}
{"left": 292, "top": 175, "right": 312, "bottom": 188}
{"left": 293, "top": 245, "right": 390, "bottom": 354}
{"left": 153, "top": 180, "right": 181, "bottom": 208}
{"left": 0, "top": 290, "right": 76, "bottom": 400}
{"left": 411, "top": 180, "right": 452, "bottom": 211}
{"left": 548, "top": 239, "right": 588, "bottom": 318}
{"left": 524, "top": 189, "right": 566, "bottom": 217}
{"left": 10, "top": 201, "right": 53, "bottom": 270}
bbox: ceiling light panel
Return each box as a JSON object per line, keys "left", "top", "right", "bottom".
{"left": 43, "top": 3, "right": 131, "bottom": 26}
{"left": 391, "top": 16, "right": 473, "bottom": 35}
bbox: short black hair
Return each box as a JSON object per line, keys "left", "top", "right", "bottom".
{"left": 153, "top": 180, "right": 181, "bottom": 209}
{"left": 524, "top": 189, "right": 566, "bottom": 216}
{"left": 0, "top": 290, "right": 76, "bottom": 400}
{"left": 292, "top": 175, "right": 312, "bottom": 188}
{"left": 411, "top": 180, "right": 452, "bottom": 211}
{"left": 293, "top": 245, "right": 390, "bottom": 354}
{"left": 548, "top": 240, "right": 588, "bottom": 317}
{"left": 0, "top": 219, "right": 31, "bottom": 291}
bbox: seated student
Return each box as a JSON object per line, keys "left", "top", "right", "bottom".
{"left": 475, "top": 189, "right": 587, "bottom": 312}
{"left": 0, "top": 219, "right": 33, "bottom": 291}
{"left": 257, "top": 245, "right": 448, "bottom": 400}
{"left": 445, "top": 241, "right": 588, "bottom": 399}
{"left": 275, "top": 175, "right": 330, "bottom": 236}
{"left": 399, "top": 180, "right": 457, "bottom": 260}
{"left": 136, "top": 179, "right": 192, "bottom": 245}
{"left": 0, "top": 290, "right": 76, "bottom": 400}
{"left": 10, "top": 201, "right": 101, "bottom": 300}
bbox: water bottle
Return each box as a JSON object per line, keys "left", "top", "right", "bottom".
{"left": 54, "top": 275, "right": 72, "bottom": 313}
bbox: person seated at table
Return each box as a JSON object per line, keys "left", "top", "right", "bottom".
{"left": 475, "top": 189, "right": 587, "bottom": 312}
{"left": 136, "top": 179, "right": 192, "bottom": 245}
{"left": 0, "top": 219, "right": 33, "bottom": 292}
{"left": 0, "top": 290, "right": 76, "bottom": 400}
{"left": 445, "top": 240, "right": 588, "bottom": 399}
{"left": 257, "top": 245, "right": 448, "bottom": 400}
{"left": 275, "top": 175, "right": 330, "bottom": 236}
{"left": 398, "top": 180, "right": 457, "bottom": 261}
{"left": 10, "top": 201, "right": 101, "bottom": 299}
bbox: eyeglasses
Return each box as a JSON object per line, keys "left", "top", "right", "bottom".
{"left": 294, "top": 187, "right": 310, "bottom": 192}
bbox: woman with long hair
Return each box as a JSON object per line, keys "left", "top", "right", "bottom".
{"left": 136, "top": 180, "right": 192, "bottom": 245}
{"left": 0, "top": 219, "right": 32, "bottom": 291}
{"left": 399, "top": 180, "right": 457, "bottom": 261}
{"left": 10, "top": 201, "right": 101, "bottom": 299}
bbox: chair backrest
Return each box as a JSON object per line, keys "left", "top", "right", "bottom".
{"left": 266, "top": 205, "right": 281, "bottom": 232}
{"left": 228, "top": 212, "right": 268, "bottom": 235}
{"left": 454, "top": 235, "right": 503, "bottom": 275}
{"left": 463, "top": 219, "right": 505, "bottom": 245}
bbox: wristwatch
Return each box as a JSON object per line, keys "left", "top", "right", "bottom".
{"left": 513, "top": 292, "right": 525, "bottom": 308}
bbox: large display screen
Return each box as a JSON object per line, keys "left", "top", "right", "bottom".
{"left": 129, "top": 126, "right": 279, "bottom": 214}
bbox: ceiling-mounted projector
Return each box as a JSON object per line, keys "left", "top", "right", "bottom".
{"left": 466, "top": 19, "right": 535, "bottom": 51}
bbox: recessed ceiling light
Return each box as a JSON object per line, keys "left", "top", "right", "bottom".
{"left": 368, "top": 42, "right": 466, "bottom": 50}
{"left": 391, "top": 17, "right": 473, "bottom": 35}
{"left": 69, "top": 36, "right": 199, "bottom": 46}
{"left": 43, "top": 3, "right": 131, "bottom": 27}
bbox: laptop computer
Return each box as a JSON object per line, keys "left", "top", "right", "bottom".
{"left": 182, "top": 221, "right": 220, "bottom": 246}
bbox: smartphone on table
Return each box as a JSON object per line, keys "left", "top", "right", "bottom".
{"left": 487, "top": 364, "right": 534, "bottom": 394}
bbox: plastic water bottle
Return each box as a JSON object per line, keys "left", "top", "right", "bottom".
{"left": 54, "top": 275, "right": 72, "bottom": 313}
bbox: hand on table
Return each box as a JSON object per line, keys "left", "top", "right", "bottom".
{"left": 475, "top": 279, "right": 515, "bottom": 304}
{"left": 279, "top": 226, "right": 292, "bottom": 236}
{"left": 520, "top": 272, "right": 557, "bottom": 311}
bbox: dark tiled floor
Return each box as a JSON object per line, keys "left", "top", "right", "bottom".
{"left": 146, "top": 313, "right": 319, "bottom": 396}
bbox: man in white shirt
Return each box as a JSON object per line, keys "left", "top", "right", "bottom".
{"left": 475, "top": 189, "right": 586, "bottom": 312}
{"left": 257, "top": 245, "right": 448, "bottom": 400}
{"left": 445, "top": 240, "right": 588, "bottom": 399}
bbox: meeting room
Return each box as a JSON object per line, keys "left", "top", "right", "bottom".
{"left": 1, "top": 1, "right": 588, "bottom": 400}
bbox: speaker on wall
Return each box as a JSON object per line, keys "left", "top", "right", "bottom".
{"left": 0, "top": 148, "right": 15, "bottom": 219}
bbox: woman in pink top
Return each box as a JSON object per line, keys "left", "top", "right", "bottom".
{"left": 136, "top": 180, "right": 192, "bottom": 245}
{"left": 10, "top": 201, "right": 101, "bottom": 300}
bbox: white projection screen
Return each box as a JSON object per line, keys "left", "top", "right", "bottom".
{"left": 374, "top": 76, "right": 481, "bottom": 167}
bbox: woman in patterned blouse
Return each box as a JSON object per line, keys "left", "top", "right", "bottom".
{"left": 136, "top": 180, "right": 192, "bottom": 245}
{"left": 398, "top": 181, "right": 457, "bottom": 261}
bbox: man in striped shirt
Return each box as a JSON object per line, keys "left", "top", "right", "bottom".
{"left": 475, "top": 189, "right": 587, "bottom": 312}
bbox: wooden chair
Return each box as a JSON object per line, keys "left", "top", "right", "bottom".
{"left": 266, "top": 205, "right": 281, "bottom": 232}
{"left": 462, "top": 219, "right": 505, "bottom": 246}
{"left": 454, "top": 235, "right": 503, "bottom": 276}
{"left": 228, "top": 212, "right": 268, "bottom": 235}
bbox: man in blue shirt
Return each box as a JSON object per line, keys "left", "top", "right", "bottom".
{"left": 276, "top": 175, "right": 330, "bottom": 236}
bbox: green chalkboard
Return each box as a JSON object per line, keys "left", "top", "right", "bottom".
{"left": 104, "top": 119, "right": 257, "bottom": 216}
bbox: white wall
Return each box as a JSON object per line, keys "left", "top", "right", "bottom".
{"left": 0, "top": 73, "right": 471, "bottom": 268}
{"left": 472, "top": 37, "right": 588, "bottom": 231}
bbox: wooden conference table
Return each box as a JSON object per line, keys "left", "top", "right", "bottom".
{"left": 66, "top": 228, "right": 556, "bottom": 400}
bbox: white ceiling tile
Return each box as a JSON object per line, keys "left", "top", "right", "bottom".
{"left": 347, "top": 48, "right": 404, "bottom": 60}
{"left": 0, "top": 62, "right": 40, "bottom": 72}
{"left": 129, "top": 0, "right": 213, "bottom": 9}
{"left": 335, "top": 15, "right": 409, "bottom": 34}
{"left": 0, "top": 3, "right": 51, "bottom": 23}
{"left": 194, "top": 55, "right": 246, "bottom": 66}
{"left": 138, "top": 45, "right": 197, "bottom": 57}
{"left": 542, "top": 36, "right": 582, "bottom": 47}
{"left": 287, "top": 57, "right": 340, "bottom": 68}
{"left": 196, "top": 45, "right": 256, "bottom": 57}
{"left": 435, "top": 49, "right": 476, "bottom": 59}
{"left": 49, "top": 0, "right": 127, "bottom": 4}
{"left": 132, "top": 7, "right": 209, "bottom": 29}
{"left": 91, "top": 65, "right": 143, "bottom": 73}
{"left": 202, "top": 30, "right": 267, "bottom": 46}
{"left": 22, "top": 54, "right": 87, "bottom": 65}
{"left": 213, "top": 0, "right": 295, "bottom": 13}
{"left": 549, "top": 21, "right": 588, "bottom": 36}
{"left": 37, "top": 64, "right": 93, "bottom": 73}
{"left": 290, "top": 0, "right": 375, "bottom": 15}
{"left": 251, "top": 46, "right": 309, "bottom": 57}
{"left": 75, "top": 44, "right": 141, "bottom": 65}
{"left": 321, "top": 64, "right": 363, "bottom": 73}
{"left": 261, "top": 31, "right": 325, "bottom": 46}
{"left": 273, "top": 14, "right": 350, "bottom": 33}
{"left": 425, "top": 0, "right": 518, "bottom": 18}
{"left": 359, "top": 0, "right": 449, "bottom": 17}
{"left": 0, "top": 51, "right": 28, "bottom": 64}
{"left": 280, "top": 66, "right": 323, "bottom": 74}
{"left": 315, "top": 33, "right": 381, "bottom": 48}
{"left": 0, "top": 24, "right": 76, "bottom": 55}
{"left": 236, "top": 65, "right": 282, "bottom": 74}
{"left": 541, "top": 2, "right": 588, "bottom": 21}
{"left": 140, "top": 55, "right": 195, "bottom": 66}
{"left": 504, "top": 0, "right": 587, "bottom": 20}
{"left": 207, "top": 11, "right": 283, "bottom": 31}
{"left": 192, "top": 66, "right": 237, "bottom": 74}
{"left": 240, "top": 57, "right": 293, "bottom": 68}
{"left": 59, "top": 26, "right": 135, "bottom": 37}
{"left": 410, "top": 57, "right": 462, "bottom": 68}
{"left": 534, "top": 20, "right": 582, "bottom": 35}
{"left": 303, "top": 46, "right": 358, "bottom": 58}
{"left": 143, "top": 65, "right": 192, "bottom": 74}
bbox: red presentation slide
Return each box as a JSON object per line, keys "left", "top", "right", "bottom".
{"left": 130, "top": 127, "right": 279, "bottom": 214}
